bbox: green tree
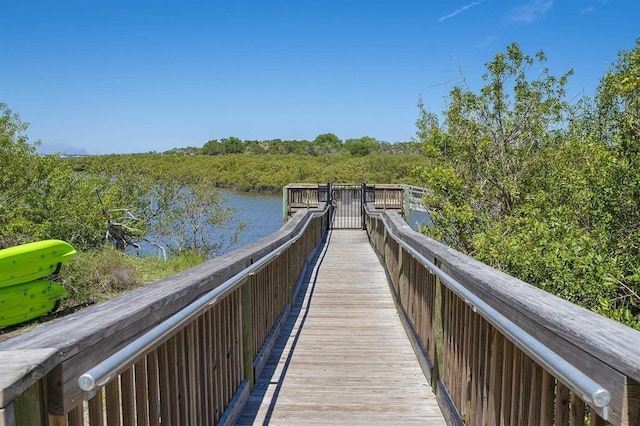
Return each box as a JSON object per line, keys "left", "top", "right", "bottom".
{"left": 312, "top": 133, "right": 343, "bottom": 155}
{"left": 202, "top": 139, "right": 222, "bottom": 155}
{"left": 0, "top": 103, "right": 135, "bottom": 248}
{"left": 415, "top": 43, "right": 573, "bottom": 252}
{"left": 414, "top": 42, "right": 640, "bottom": 328}
{"left": 142, "top": 176, "right": 245, "bottom": 256}
{"left": 596, "top": 38, "right": 640, "bottom": 159}
{"left": 0, "top": 104, "right": 246, "bottom": 257}
{"left": 344, "top": 136, "right": 380, "bottom": 156}
{"left": 220, "top": 137, "right": 245, "bottom": 154}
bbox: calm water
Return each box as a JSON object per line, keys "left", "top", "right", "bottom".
{"left": 223, "top": 191, "right": 284, "bottom": 250}
{"left": 225, "top": 191, "right": 430, "bottom": 249}
{"left": 136, "top": 190, "right": 430, "bottom": 256}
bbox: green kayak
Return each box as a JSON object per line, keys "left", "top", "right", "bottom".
{"left": 0, "top": 239, "right": 76, "bottom": 288}
{"left": 0, "top": 279, "right": 68, "bottom": 328}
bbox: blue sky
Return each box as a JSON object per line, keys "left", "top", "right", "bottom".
{"left": 1, "top": 1, "right": 638, "bottom": 154}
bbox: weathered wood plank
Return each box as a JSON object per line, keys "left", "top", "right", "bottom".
{"left": 88, "top": 388, "right": 104, "bottom": 426}
{"left": 0, "top": 349, "right": 58, "bottom": 407}
{"left": 134, "top": 357, "right": 149, "bottom": 426}
{"left": 540, "top": 369, "right": 555, "bottom": 426}
{"left": 121, "top": 368, "right": 135, "bottom": 426}
{"left": 12, "top": 380, "right": 45, "bottom": 426}
{"left": 67, "top": 405, "right": 83, "bottom": 426}
{"left": 556, "top": 381, "right": 571, "bottom": 425}
{"left": 147, "top": 351, "right": 160, "bottom": 426}
{"left": 570, "top": 392, "right": 586, "bottom": 426}
{"left": 105, "top": 378, "right": 121, "bottom": 426}
{"left": 237, "top": 230, "right": 445, "bottom": 425}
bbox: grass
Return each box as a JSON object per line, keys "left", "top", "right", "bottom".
{"left": 58, "top": 244, "right": 207, "bottom": 307}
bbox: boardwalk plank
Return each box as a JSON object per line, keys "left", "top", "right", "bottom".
{"left": 237, "top": 230, "right": 445, "bottom": 425}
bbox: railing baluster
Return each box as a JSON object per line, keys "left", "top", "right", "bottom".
{"left": 540, "top": 369, "right": 555, "bottom": 426}
{"left": 528, "top": 362, "right": 542, "bottom": 425}
{"left": 88, "top": 389, "right": 104, "bottom": 426}
{"left": 499, "top": 335, "right": 513, "bottom": 426}
{"left": 120, "top": 369, "right": 135, "bottom": 426}
{"left": 156, "top": 343, "right": 169, "bottom": 424}
{"left": 488, "top": 328, "right": 503, "bottom": 425}
{"left": 557, "top": 381, "right": 571, "bottom": 425}
{"left": 570, "top": 391, "right": 587, "bottom": 426}
{"left": 147, "top": 351, "right": 160, "bottom": 426}
{"left": 67, "top": 404, "right": 83, "bottom": 426}
{"left": 134, "top": 357, "right": 149, "bottom": 426}
{"left": 105, "top": 378, "right": 121, "bottom": 426}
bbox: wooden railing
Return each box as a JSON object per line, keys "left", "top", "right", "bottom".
{"left": 365, "top": 207, "right": 640, "bottom": 426}
{"left": 284, "top": 183, "right": 404, "bottom": 218}
{"left": 369, "top": 184, "right": 404, "bottom": 210}
{"left": 0, "top": 206, "right": 329, "bottom": 425}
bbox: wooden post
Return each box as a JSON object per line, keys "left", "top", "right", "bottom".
{"left": 282, "top": 186, "right": 288, "bottom": 223}
{"left": 286, "top": 247, "right": 294, "bottom": 306}
{"left": 433, "top": 258, "right": 445, "bottom": 387}
{"left": 241, "top": 275, "right": 255, "bottom": 392}
{"left": 361, "top": 182, "right": 366, "bottom": 230}
{"left": 327, "top": 182, "right": 332, "bottom": 231}
{"left": 12, "top": 380, "right": 45, "bottom": 426}
{"left": 397, "top": 246, "right": 404, "bottom": 305}
{"left": 623, "top": 378, "right": 640, "bottom": 426}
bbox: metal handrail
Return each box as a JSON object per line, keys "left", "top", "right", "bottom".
{"left": 78, "top": 206, "right": 328, "bottom": 392}
{"left": 373, "top": 212, "right": 611, "bottom": 413}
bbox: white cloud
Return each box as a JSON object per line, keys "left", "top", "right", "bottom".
{"left": 580, "top": 6, "right": 595, "bottom": 14}
{"left": 506, "top": 1, "right": 554, "bottom": 23}
{"left": 439, "top": 1, "right": 483, "bottom": 23}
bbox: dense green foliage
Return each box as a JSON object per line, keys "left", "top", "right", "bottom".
{"left": 415, "top": 41, "right": 640, "bottom": 329}
{"left": 0, "top": 105, "right": 244, "bottom": 258}
{"left": 72, "top": 152, "right": 424, "bottom": 192}
{"left": 0, "top": 105, "right": 243, "bottom": 309}
{"left": 0, "top": 103, "right": 121, "bottom": 248}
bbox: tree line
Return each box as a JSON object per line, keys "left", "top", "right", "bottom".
{"left": 72, "top": 152, "right": 423, "bottom": 193}
{"left": 166, "top": 134, "right": 421, "bottom": 157}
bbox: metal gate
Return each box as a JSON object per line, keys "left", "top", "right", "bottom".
{"left": 329, "top": 184, "right": 364, "bottom": 229}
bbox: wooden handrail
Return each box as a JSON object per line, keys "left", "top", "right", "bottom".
{"left": 365, "top": 206, "right": 640, "bottom": 425}
{"left": 78, "top": 210, "right": 326, "bottom": 392}
{"left": 0, "top": 204, "right": 329, "bottom": 425}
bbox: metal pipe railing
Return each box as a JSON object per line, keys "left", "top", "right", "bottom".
{"left": 78, "top": 207, "right": 327, "bottom": 393}
{"left": 373, "top": 212, "right": 611, "bottom": 413}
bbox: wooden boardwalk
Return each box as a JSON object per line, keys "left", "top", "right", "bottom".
{"left": 237, "top": 230, "right": 445, "bottom": 425}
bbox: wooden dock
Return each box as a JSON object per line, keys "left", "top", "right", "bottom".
{"left": 237, "top": 230, "right": 446, "bottom": 425}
